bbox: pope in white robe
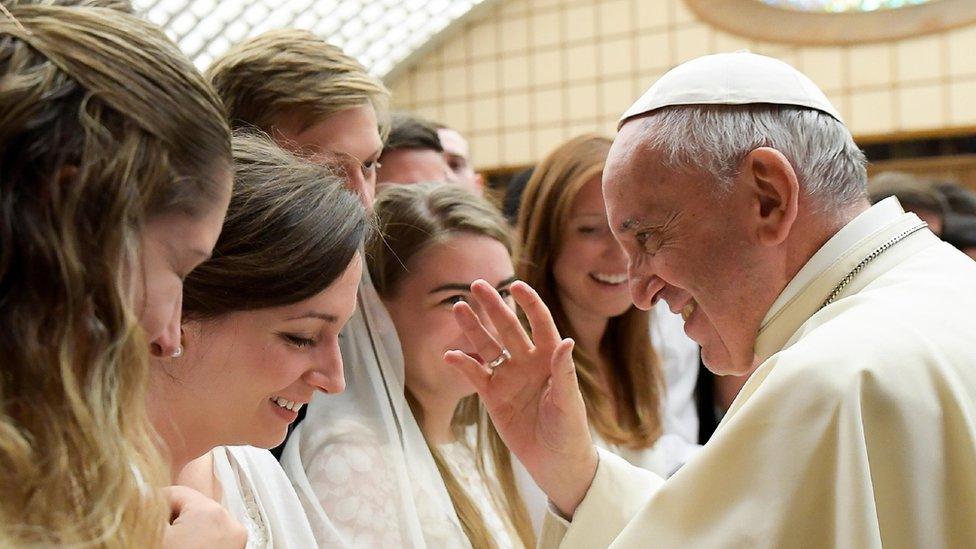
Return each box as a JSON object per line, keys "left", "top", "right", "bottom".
{"left": 443, "top": 51, "right": 976, "bottom": 549}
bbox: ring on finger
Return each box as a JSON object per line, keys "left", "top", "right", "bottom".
{"left": 486, "top": 349, "right": 511, "bottom": 370}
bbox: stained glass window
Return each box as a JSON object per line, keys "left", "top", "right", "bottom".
{"left": 761, "top": 0, "right": 937, "bottom": 12}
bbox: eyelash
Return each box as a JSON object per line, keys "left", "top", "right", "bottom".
{"left": 636, "top": 231, "right": 658, "bottom": 252}
{"left": 440, "top": 295, "right": 467, "bottom": 306}
{"left": 439, "top": 288, "right": 512, "bottom": 306}
{"left": 361, "top": 160, "right": 381, "bottom": 175}
{"left": 279, "top": 333, "right": 316, "bottom": 348}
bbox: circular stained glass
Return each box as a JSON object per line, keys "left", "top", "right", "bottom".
{"left": 761, "top": 0, "right": 938, "bottom": 12}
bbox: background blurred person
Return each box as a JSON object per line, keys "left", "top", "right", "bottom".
{"left": 153, "top": 134, "right": 367, "bottom": 548}
{"left": 869, "top": 171, "right": 949, "bottom": 235}
{"left": 436, "top": 123, "right": 485, "bottom": 194}
{"left": 0, "top": 4, "right": 242, "bottom": 546}
{"left": 377, "top": 113, "right": 460, "bottom": 186}
{"left": 515, "top": 136, "right": 701, "bottom": 493}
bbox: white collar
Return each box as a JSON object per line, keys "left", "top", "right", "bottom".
{"left": 761, "top": 197, "right": 905, "bottom": 327}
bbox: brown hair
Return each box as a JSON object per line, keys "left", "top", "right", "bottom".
{"left": 183, "top": 132, "right": 368, "bottom": 320}
{"left": 368, "top": 182, "right": 535, "bottom": 549}
{"left": 382, "top": 112, "right": 443, "bottom": 155}
{"left": 206, "top": 28, "right": 390, "bottom": 138}
{"left": 516, "top": 134, "right": 664, "bottom": 449}
{"left": 0, "top": 4, "right": 231, "bottom": 546}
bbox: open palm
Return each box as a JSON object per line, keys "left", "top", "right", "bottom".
{"left": 444, "top": 280, "right": 598, "bottom": 516}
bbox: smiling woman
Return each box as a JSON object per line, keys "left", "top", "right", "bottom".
{"left": 147, "top": 132, "right": 368, "bottom": 548}
{"left": 514, "top": 134, "right": 702, "bottom": 505}
{"left": 367, "top": 182, "right": 537, "bottom": 549}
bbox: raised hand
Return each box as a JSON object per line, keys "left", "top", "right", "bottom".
{"left": 444, "top": 279, "right": 598, "bottom": 516}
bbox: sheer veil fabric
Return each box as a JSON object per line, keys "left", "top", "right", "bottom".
{"left": 280, "top": 269, "right": 470, "bottom": 548}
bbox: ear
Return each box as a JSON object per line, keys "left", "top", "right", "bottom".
{"left": 742, "top": 147, "right": 799, "bottom": 247}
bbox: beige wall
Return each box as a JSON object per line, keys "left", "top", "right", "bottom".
{"left": 387, "top": 0, "right": 976, "bottom": 170}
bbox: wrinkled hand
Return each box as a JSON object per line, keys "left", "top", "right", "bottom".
{"left": 163, "top": 486, "right": 247, "bottom": 549}
{"left": 444, "top": 280, "right": 598, "bottom": 516}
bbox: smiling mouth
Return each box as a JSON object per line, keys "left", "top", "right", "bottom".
{"left": 589, "top": 272, "right": 628, "bottom": 286}
{"left": 270, "top": 396, "right": 305, "bottom": 413}
{"left": 680, "top": 301, "right": 697, "bottom": 321}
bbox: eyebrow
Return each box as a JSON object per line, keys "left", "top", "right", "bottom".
{"left": 618, "top": 218, "right": 642, "bottom": 233}
{"left": 286, "top": 311, "right": 339, "bottom": 323}
{"left": 428, "top": 275, "right": 518, "bottom": 294}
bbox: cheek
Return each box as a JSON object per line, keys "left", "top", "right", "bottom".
{"left": 137, "top": 269, "right": 181, "bottom": 342}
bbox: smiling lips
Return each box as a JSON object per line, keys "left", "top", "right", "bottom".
{"left": 270, "top": 396, "right": 305, "bottom": 413}
{"left": 590, "top": 272, "right": 628, "bottom": 286}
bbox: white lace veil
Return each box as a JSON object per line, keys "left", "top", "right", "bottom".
{"left": 280, "top": 268, "right": 470, "bottom": 548}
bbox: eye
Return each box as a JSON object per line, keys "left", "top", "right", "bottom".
{"left": 636, "top": 230, "right": 661, "bottom": 253}
{"left": 440, "top": 294, "right": 467, "bottom": 306}
{"left": 361, "top": 160, "right": 381, "bottom": 176}
{"left": 577, "top": 225, "right": 598, "bottom": 235}
{"left": 498, "top": 288, "right": 513, "bottom": 300}
{"left": 279, "top": 333, "right": 316, "bottom": 348}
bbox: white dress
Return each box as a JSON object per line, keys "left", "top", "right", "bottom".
{"left": 281, "top": 270, "right": 470, "bottom": 548}
{"left": 211, "top": 445, "right": 318, "bottom": 549}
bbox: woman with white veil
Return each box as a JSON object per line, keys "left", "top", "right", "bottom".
{"left": 281, "top": 263, "right": 470, "bottom": 547}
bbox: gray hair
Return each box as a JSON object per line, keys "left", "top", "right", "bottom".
{"left": 637, "top": 104, "right": 868, "bottom": 208}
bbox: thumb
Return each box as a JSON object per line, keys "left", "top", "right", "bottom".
{"left": 549, "top": 338, "right": 581, "bottom": 407}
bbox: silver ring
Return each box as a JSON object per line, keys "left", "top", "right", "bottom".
{"left": 171, "top": 345, "right": 184, "bottom": 359}
{"left": 486, "top": 349, "right": 511, "bottom": 370}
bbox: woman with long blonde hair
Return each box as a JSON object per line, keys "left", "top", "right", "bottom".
{"left": 515, "top": 134, "right": 699, "bottom": 497}
{"left": 0, "top": 4, "right": 238, "bottom": 546}
{"left": 368, "top": 182, "right": 536, "bottom": 549}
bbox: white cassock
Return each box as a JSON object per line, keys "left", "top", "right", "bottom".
{"left": 540, "top": 198, "right": 976, "bottom": 548}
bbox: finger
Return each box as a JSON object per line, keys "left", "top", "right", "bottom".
{"left": 471, "top": 280, "right": 532, "bottom": 354}
{"left": 511, "top": 281, "right": 561, "bottom": 349}
{"left": 549, "top": 338, "right": 581, "bottom": 408}
{"left": 161, "top": 485, "right": 199, "bottom": 522}
{"left": 444, "top": 349, "right": 492, "bottom": 394}
{"left": 453, "top": 301, "right": 506, "bottom": 363}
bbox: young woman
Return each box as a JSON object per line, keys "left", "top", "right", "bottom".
{"left": 149, "top": 133, "right": 369, "bottom": 548}
{"left": 0, "top": 5, "right": 235, "bottom": 546}
{"left": 287, "top": 183, "right": 537, "bottom": 548}
{"left": 515, "top": 134, "right": 700, "bottom": 491}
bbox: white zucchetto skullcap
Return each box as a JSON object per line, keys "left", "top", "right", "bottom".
{"left": 619, "top": 51, "right": 843, "bottom": 129}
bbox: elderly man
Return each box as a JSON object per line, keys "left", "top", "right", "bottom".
{"left": 446, "top": 52, "right": 976, "bottom": 547}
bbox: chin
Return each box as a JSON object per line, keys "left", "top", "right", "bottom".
{"left": 700, "top": 344, "right": 736, "bottom": 375}
{"left": 249, "top": 429, "right": 288, "bottom": 450}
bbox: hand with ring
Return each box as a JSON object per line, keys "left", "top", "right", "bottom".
{"left": 444, "top": 279, "right": 598, "bottom": 518}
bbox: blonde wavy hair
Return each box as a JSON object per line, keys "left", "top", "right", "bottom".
{"left": 516, "top": 134, "right": 664, "bottom": 449}
{"left": 206, "top": 28, "right": 391, "bottom": 139}
{"left": 0, "top": 4, "right": 231, "bottom": 546}
{"left": 369, "top": 183, "right": 536, "bottom": 549}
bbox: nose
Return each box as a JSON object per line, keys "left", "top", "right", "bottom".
{"left": 302, "top": 343, "right": 345, "bottom": 394}
{"left": 150, "top": 291, "right": 183, "bottom": 358}
{"left": 629, "top": 268, "right": 665, "bottom": 311}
